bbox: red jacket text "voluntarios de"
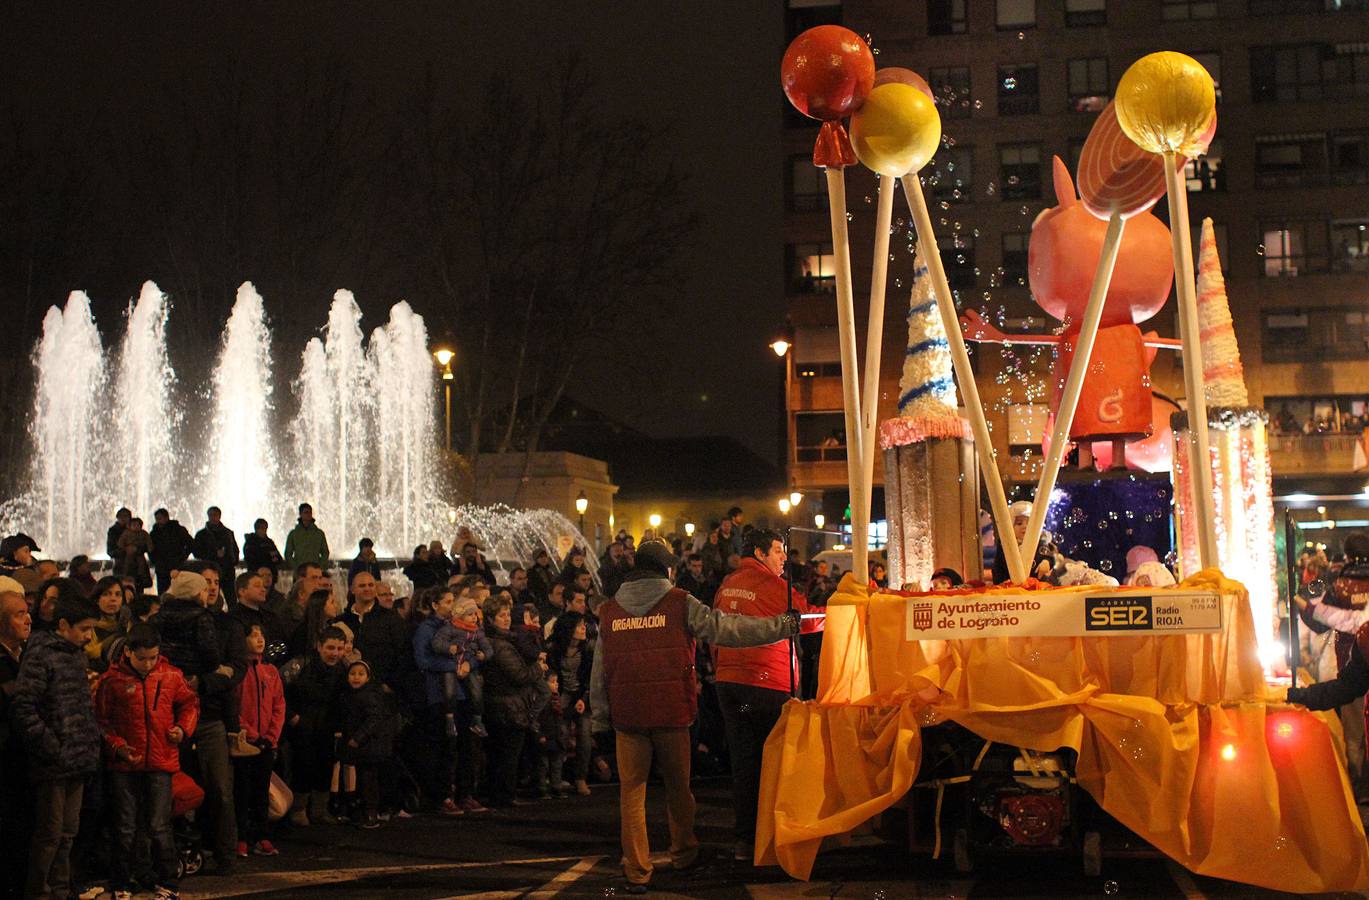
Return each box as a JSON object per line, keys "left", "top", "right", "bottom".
{"left": 714, "top": 557, "right": 822, "bottom": 692}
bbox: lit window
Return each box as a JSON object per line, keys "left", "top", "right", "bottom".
{"left": 789, "top": 243, "right": 836, "bottom": 293}
{"left": 1260, "top": 220, "right": 1328, "bottom": 276}
{"left": 1185, "top": 138, "right": 1224, "bottom": 192}
{"left": 996, "top": 0, "right": 1036, "bottom": 29}
{"left": 1067, "top": 57, "right": 1109, "bottom": 112}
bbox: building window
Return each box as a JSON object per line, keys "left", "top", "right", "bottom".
{"left": 1067, "top": 57, "right": 1109, "bottom": 112}
{"left": 1264, "top": 312, "right": 1369, "bottom": 365}
{"left": 1260, "top": 220, "right": 1328, "bottom": 276}
{"left": 1251, "top": 0, "right": 1369, "bottom": 13}
{"left": 996, "top": 0, "right": 1036, "bottom": 29}
{"left": 998, "top": 64, "right": 1039, "bottom": 115}
{"left": 1333, "top": 131, "right": 1369, "bottom": 185}
{"left": 1255, "top": 133, "right": 1328, "bottom": 188}
{"left": 940, "top": 235, "right": 976, "bottom": 289}
{"left": 1192, "top": 52, "right": 1222, "bottom": 104}
{"left": 788, "top": 243, "right": 836, "bottom": 293}
{"left": 1002, "top": 232, "right": 1030, "bottom": 285}
{"left": 1268, "top": 395, "right": 1369, "bottom": 435}
{"left": 1161, "top": 0, "right": 1217, "bottom": 19}
{"left": 999, "top": 143, "right": 1042, "bottom": 200}
{"left": 928, "top": 0, "right": 967, "bottom": 35}
{"left": 1185, "top": 138, "right": 1224, "bottom": 192}
{"left": 1064, "top": 0, "right": 1106, "bottom": 26}
{"left": 785, "top": 0, "right": 842, "bottom": 42}
{"left": 928, "top": 66, "right": 972, "bottom": 119}
{"left": 928, "top": 146, "right": 974, "bottom": 203}
{"left": 1066, "top": 138, "right": 1087, "bottom": 173}
{"left": 1252, "top": 43, "right": 1369, "bottom": 103}
{"left": 788, "top": 154, "right": 828, "bottom": 211}
{"left": 1332, "top": 220, "right": 1369, "bottom": 273}
{"left": 795, "top": 411, "right": 847, "bottom": 462}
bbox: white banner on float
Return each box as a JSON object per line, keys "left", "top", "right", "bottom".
{"left": 904, "top": 589, "right": 1224, "bottom": 641}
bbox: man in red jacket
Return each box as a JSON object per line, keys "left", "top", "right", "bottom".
{"left": 96, "top": 623, "right": 199, "bottom": 899}
{"left": 714, "top": 528, "right": 823, "bottom": 862}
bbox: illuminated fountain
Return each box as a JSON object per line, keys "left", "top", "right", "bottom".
{"left": 3, "top": 282, "right": 591, "bottom": 570}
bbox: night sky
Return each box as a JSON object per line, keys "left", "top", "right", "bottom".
{"left": 3, "top": 2, "right": 785, "bottom": 463}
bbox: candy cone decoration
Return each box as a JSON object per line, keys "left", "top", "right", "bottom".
{"left": 880, "top": 246, "right": 966, "bottom": 449}
{"left": 1195, "top": 217, "right": 1248, "bottom": 408}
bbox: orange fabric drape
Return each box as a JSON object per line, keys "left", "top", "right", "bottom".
{"left": 757, "top": 572, "right": 1369, "bottom": 893}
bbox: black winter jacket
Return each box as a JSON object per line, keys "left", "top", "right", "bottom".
{"left": 337, "top": 681, "right": 394, "bottom": 765}
{"left": 242, "top": 533, "right": 284, "bottom": 575}
{"left": 338, "top": 605, "right": 409, "bottom": 691}
{"left": 483, "top": 625, "right": 545, "bottom": 730}
{"left": 285, "top": 654, "right": 344, "bottom": 737}
{"left": 11, "top": 631, "right": 102, "bottom": 780}
{"left": 149, "top": 520, "right": 194, "bottom": 572}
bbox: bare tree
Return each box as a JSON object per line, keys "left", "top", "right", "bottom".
{"left": 403, "top": 55, "right": 697, "bottom": 497}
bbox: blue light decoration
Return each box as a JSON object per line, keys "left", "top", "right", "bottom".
{"left": 1040, "top": 473, "right": 1173, "bottom": 580}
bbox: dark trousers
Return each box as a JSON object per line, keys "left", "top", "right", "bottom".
{"left": 354, "top": 763, "right": 380, "bottom": 816}
{"left": 0, "top": 759, "right": 33, "bottom": 899}
{"left": 185, "top": 719, "right": 237, "bottom": 863}
{"left": 27, "top": 777, "right": 84, "bottom": 900}
{"left": 109, "top": 771, "right": 175, "bottom": 889}
{"left": 486, "top": 718, "right": 527, "bottom": 806}
{"left": 716, "top": 681, "right": 789, "bottom": 844}
{"left": 233, "top": 747, "right": 275, "bottom": 845}
{"left": 419, "top": 705, "right": 458, "bottom": 804}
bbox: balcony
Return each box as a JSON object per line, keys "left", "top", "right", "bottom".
{"left": 1269, "top": 433, "right": 1362, "bottom": 475}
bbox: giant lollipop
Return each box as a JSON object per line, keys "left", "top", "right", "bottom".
{"left": 850, "top": 75, "right": 1027, "bottom": 581}
{"left": 847, "top": 80, "right": 944, "bottom": 581}
{"left": 1115, "top": 50, "right": 1220, "bottom": 570}
{"left": 781, "top": 25, "right": 875, "bottom": 574}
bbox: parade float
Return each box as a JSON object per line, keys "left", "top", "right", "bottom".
{"left": 762, "top": 27, "right": 1369, "bottom": 893}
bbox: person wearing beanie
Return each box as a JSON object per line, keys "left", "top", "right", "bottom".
{"left": 991, "top": 501, "right": 1055, "bottom": 584}
{"left": 930, "top": 567, "right": 964, "bottom": 591}
{"left": 589, "top": 538, "right": 800, "bottom": 893}
{"left": 338, "top": 659, "right": 394, "bottom": 828}
{"left": 151, "top": 569, "right": 247, "bottom": 874}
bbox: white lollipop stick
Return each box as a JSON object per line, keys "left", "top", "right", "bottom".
{"left": 825, "top": 167, "right": 868, "bottom": 578}
{"left": 901, "top": 173, "right": 1026, "bottom": 583}
{"left": 858, "top": 174, "right": 897, "bottom": 571}
{"left": 1017, "top": 211, "right": 1125, "bottom": 572}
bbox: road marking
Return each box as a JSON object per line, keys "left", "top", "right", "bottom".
{"left": 185, "top": 854, "right": 603, "bottom": 899}
{"left": 526, "top": 855, "right": 605, "bottom": 898}
{"left": 1166, "top": 860, "right": 1209, "bottom": 900}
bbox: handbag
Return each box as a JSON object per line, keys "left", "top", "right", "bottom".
{"left": 267, "top": 771, "right": 293, "bottom": 822}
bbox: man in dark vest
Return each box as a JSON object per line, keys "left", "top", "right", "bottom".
{"left": 589, "top": 539, "right": 798, "bottom": 894}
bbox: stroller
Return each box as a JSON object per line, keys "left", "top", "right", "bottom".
{"left": 171, "top": 771, "right": 206, "bottom": 880}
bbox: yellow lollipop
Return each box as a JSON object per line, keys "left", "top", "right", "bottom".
{"left": 850, "top": 82, "right": 941, "bottom": 177}
{"left": 1114, "top": 51, "right": 1215, "bottom": 157}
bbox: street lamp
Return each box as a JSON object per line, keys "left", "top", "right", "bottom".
{"left": 769, "top": 338, "right": 790, "bottom": 357}
{"left": 778, "top": 498, "right": 791, "bottom": 515}
{"left": 433, "top": 347, "right": 455, "bottom": 452}
{"left": 789, "top": 489, "right": 803, "bottom": 507}
{"left": 648, "top": 513, "right": 662, "bottom": 534}
{"left": 685, "top": 522, "right": 695, "bottom": 537}
{"left": 814, "top": 513, "right": 825, "bottom": 530}
{"left": 575, "top": 490, "right": 588, "bottom": 534}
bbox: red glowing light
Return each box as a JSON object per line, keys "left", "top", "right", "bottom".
{"left": 1274, "top": 721, "right": 1294, "bottom": 740}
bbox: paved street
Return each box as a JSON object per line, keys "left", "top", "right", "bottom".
{"left": 177, "top": 777, "right": 1356, "bottom": 899}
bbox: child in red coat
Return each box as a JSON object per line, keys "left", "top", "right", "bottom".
{"left": 95, "top": 623, "right": 199, "bottom": 898}
{"left": 233, "top": 624, "right": 285, "bottom": 857}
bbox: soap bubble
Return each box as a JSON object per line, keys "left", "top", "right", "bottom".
{"left": 1103, "top": 881, "right": 1119, "bottom": 895}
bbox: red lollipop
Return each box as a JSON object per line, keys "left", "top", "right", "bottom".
{"left": 1078, "top": 101, "right": 1167, "bottom": 220}
{"left": 874, "top": 66, "right": 934, "bottom": 100}
{"left": 781, "top": 25, "right": 875, "bottom": 168}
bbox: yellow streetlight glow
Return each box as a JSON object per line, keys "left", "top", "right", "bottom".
{"left": 789, "top": 490, "right": 803, "bottom": 507}
{"left": 814, "top": 513, "right": 825, "bottom": 530}
{"left": 575, "top": 491, "right": 589, "bottom": 516}
{"left": 778, "top": 498, "right": 791, "bottom": 515}
{"left": 433, "top": 348, "right": 454, "bottom": 367}
{"left": 685, "top": 522, "right": 695, "bottom": 536}
{"left": 770, "top": 339, "right": 790, "bottom": 357}
{"left": 649, "top": 513, "right": 662, "bottom": 529}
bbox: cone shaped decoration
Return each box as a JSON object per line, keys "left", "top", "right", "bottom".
{"left": 1195, "top": 218, "right": 1248, "bottom": 408}
{"left": 880, "top": 249, "right": 979, "bottom": 589}
{"left": 1173, "top": 219, "right": 1278, "bottom": 666}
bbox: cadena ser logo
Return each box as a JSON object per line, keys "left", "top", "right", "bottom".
{"left": 1084, "top": 595, "right": 1152, "bottom": 631}
{"left": 911, "top": 602, "right": 934, "bottom": 632}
